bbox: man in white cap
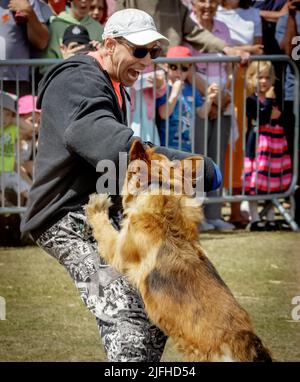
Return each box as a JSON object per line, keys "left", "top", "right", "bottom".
{"left": 21, "top": 9, "right": 222, "bottom": 361}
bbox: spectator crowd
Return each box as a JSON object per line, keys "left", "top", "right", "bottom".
{"left": 1, "top": 0, "right": 300, "bottom": 243}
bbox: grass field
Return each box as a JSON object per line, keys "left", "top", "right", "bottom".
{"left": 0, "top": 231, "right": 300, "bottom": 362}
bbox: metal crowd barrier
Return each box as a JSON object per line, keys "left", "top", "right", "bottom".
{"left": 136, "top": 55, "right": 299, "bottom": 231}
{"left": 0, "top": 56, "right": 299, "bottom": 231}
{"left": 0, "top": 59, "right": 61, "bottom": 214}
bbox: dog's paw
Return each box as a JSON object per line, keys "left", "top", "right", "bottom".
{"left": 85, "top": 193, "right": 112, "bottom": 222}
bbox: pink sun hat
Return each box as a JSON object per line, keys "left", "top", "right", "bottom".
{"left": 18, "top": 95, "right": 41, "bottom": 115}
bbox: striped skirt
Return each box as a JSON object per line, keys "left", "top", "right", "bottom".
{"left": 243, "top": 124, "right": 292, "bottom": 195}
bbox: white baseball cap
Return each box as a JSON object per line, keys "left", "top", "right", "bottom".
{"left": 102, "top": 9, "right": 169, "bottom": 46}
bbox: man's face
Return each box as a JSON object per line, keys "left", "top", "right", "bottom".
{"left": 108, "top": 38, "right": 159, "bottom": 87}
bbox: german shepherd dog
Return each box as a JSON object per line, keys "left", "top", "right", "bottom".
{"left": 85, "top": 140, "right": 272, "bottom": 362}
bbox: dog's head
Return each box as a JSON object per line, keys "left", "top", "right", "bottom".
{"left": 122, "top": 140, "right": 204, "bottom": 207}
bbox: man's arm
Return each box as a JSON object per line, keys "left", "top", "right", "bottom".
{"left": 8, "top": 0, "right": 49, "bottom": 50}
{"left": 181, "top": 4, "right": 226, "bottom": 53}
{"left": 65, "top": 107, "right": 221, "bottom": 193}
{"left": 58, "top": 56, "right": 222, "bottom": 193}
{"left": 260, "top": 2, "right": 288, "bottom": 23}
{"left": 185, "top": 24, "right": 252, "bottom": 59}
{"left": 155, "top": 145, "right": 222, "bottom": 192}
{"left": 185, "top": 16, "right": 251, "bottom": 62}
{"left": 276, "top": 1, "right": 300, "bottom": 55}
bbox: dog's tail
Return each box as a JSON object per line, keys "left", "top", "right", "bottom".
{"left": 232, "top": 330, "right": 273, "bottom": 362}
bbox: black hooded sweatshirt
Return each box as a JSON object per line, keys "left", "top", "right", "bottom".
{"left": 21, "top": 54, "right": 219, "bottom": 239}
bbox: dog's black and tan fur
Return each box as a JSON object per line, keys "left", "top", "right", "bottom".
{"left": 85, "top": 140, "right": 272, "bottom": 362}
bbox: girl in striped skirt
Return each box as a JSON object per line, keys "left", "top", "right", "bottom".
{"left": 243, "top": 61, "right": 292, "bottom": 231}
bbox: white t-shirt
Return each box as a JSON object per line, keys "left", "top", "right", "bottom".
{"left": 215, "top": 5, "right": 262, "bottom": 45}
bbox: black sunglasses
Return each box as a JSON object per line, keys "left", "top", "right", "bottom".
{"left": 169, "top": 64, "right": 190, "bottom": 72}
{"left": 116, "top": 38, "right": 162, "bottom": 59}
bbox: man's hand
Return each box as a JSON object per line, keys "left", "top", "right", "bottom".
{"left": 223, "top": 46, "right": 250, "bottom": 65}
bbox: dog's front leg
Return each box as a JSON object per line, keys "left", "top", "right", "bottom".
{"left": 85, "top": 193, "right": 120, "bottom": 269}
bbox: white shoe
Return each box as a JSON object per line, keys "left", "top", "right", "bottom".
{"left": 206, "top": 219, "right": 235, "bottom": 231}
{"left": 199, "top": 220, "right": 215, "bottom": 232}
{"left": 241, "top": 200, "right": 250, "bottom": 213}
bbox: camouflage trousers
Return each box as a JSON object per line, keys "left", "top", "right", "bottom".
{"left": 36, "top": 210, "right": 167, "bottom": 362}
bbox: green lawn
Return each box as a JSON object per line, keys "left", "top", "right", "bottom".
{"left": 0, "top": 231, "right": 299, "bottom": 362}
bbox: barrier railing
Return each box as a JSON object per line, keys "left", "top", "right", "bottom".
{"left": 133, "top": 55, "right": 299, "bottom": 230}
{"left": 0, "top": 59, "right": 62, "bottom": 214}
{"left": 0, "top": 56, "right": 299, "bottom": 231}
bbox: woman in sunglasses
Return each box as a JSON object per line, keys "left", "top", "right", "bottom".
{"left": 157, "top": 45, "right": 219, "bottom": 152}
{"left": 21, "top": 9, "right": 223, "bottom": 362}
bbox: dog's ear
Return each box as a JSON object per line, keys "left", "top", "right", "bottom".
{"left": 129, "top": 140, "right": 150, "bottom": 162}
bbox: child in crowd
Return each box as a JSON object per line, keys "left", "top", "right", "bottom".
{"left": 60, "top": 24, "right": 98, "bottom": 59}
{"left": 18, "top": 95, "right": 41, "bottom": 182}
{"left": 0, "top": 92, "right": 31, "bottom": 206}
{"left": 89, "top": 0, "right": 108, "bottom": 25}
{"left": 156, "top": 45, "right": 218, "bottom": 152}
{"left": 130, "top": 65, "right": 166, "bottom": 145}
{"left": 244, "top": 61, "right": 292, "bottom": 231}
{"left": 40, "top": 0, "right": 103, "bottom": 74}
